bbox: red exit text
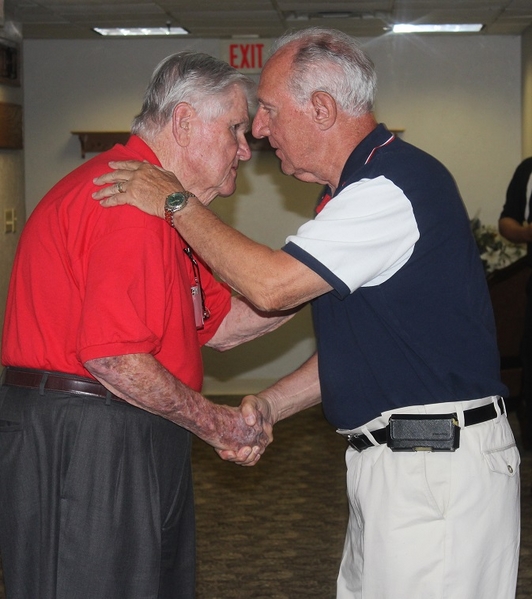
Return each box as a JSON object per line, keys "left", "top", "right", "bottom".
{"left": 228, "top": 43, "right": 266, "bottom": 70}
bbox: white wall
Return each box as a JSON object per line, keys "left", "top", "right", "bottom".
{"left": 367, "top": 34, "right": 521, "bottom": 225}
{"left": 0, "top": 21, "right": 25, "bottom": 354}
{"left": 22, "top": 34, "right": 522, "bottom": 393}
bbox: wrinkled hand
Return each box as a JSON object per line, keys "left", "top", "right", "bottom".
{"left": 92, "top": 160, "right": 182, "bottom": 217}
{"left": 216, "top": 395, "right": 274, "bottom": 466}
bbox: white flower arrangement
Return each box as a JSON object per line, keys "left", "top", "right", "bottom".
{"left": 470, "top": 217, "right": 526, "bottom": 274}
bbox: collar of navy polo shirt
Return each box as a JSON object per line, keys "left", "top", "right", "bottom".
{"left": 283, "top": 123, "right": 398, "bottom": 298}
{"left": 316, "top": 123, "right": 396, "bottom": 215}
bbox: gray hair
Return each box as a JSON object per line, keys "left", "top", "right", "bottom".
{"left": 131, "top": 51, "right": 256, "bottom": 140}
{"left": 270, "top": 27, "right": 376, "bottom": 117}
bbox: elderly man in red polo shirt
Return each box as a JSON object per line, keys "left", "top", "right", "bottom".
{"left": 0, "top": 52, "right": 289, "bottom": 599}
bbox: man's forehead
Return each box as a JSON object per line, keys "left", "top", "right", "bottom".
{"left": 258, "top": 49, "right": 293, "bottom": 98}
{"left": 257, "top": 68, "right": 279, "bottom": 103}
{"left": 227, "top": 87, "right": 250, "bottom": 112}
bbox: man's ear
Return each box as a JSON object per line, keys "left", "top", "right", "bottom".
{"left": 310, "top": 91, "right": 337, "bottom": 130}
{"left": 172, "top": 102, "right": 195, "bottom": 146}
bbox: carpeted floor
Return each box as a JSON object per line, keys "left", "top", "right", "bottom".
{"left": 193, "top": 398, "right": 347, "bottom": 599}
{"left": 0, "top": 398, "right": 531, "bottom": 598}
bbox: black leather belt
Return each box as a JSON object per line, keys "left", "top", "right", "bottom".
{"left": 2, "top": 367, "right": 125, "bottom": 403}
{"left": 346, "top": 397, "right": 505, "bottom": 452}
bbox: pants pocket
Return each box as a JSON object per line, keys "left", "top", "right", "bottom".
{"left": 482, "top": 444, "right": 520, "bottom": 477}
{"left": 0, "top": 387, "right": 23, "bottom": 431}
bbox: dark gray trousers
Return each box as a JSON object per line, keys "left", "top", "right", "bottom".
{"left": 0, "top": 384, "right": 195, "bottom": 599}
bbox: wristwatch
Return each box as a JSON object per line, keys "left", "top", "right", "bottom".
{"left": 164, "top": 191, "right": 196, "bottom": 228}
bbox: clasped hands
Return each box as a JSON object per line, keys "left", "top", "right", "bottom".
{"left": 214, "top": 394, "right": 274, "bottom": 467}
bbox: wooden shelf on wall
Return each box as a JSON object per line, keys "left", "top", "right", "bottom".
{"left": 71, "top": 131, "right": 130, "bottom": 158}
{"left": 71, "top": 128, "right": 402, "bottom": 158}
{"left": 71, "top": 130, "right": 273, "bottom": 157}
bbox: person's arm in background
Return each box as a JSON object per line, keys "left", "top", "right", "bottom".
{"left": 85, "top": 353, "right": 272, "bottom": 466}
{"left": 498, "top": 217, "right": 532, "bottom": 244}
{"left": 499, "top": 158, "right": 532, "bottom": 244}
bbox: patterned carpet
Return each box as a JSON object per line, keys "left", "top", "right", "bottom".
{"left": 193, "top": 398, "right": 347, "bottom": 599}
{"left": 0, "top": 398, "right": 531, "bottom": 598}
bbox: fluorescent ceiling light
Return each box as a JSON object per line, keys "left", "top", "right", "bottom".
{"left": 93, "top": 26, "right": 190, "bottom": 36}
{"left": 392, "top": 23, "right": 483, "bottom": 33}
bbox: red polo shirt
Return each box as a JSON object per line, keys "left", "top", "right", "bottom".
{"left": 2, "top": 136, "right": 230, "bottom": 392}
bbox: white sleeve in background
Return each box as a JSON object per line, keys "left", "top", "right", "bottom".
{"left": 285, "top": 176, "right": 420, "bottom": 293}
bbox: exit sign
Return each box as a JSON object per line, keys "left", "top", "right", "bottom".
{"left": 220, "top": 39, "right": 272, "bottom": 73}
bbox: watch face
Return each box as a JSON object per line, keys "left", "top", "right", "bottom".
{"left": 166, "top": 192, "right": 188, "bottom": 210}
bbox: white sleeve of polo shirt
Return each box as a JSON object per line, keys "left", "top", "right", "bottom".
{"left": 285, "top": 176, "right": 420, "bottom": 293}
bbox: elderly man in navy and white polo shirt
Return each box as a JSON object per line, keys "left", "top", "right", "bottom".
{"left": 93, "top": 27, "right": 520, "bottom": 599}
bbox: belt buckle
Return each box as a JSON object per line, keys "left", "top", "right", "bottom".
{"left": 346, "top": 433, "right": 373, "bottom": 452}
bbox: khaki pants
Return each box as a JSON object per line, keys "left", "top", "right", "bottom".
{"left": 337, "top": 397, "right": 520, "bottom": 599}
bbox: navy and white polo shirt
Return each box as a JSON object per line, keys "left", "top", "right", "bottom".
{"left": 283, "top": 124, "right": 506, "bottom": 430}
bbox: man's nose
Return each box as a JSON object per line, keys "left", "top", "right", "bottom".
{"left": 252, "top": 109, "right": 269, "bottom": 139}
{"left": 238, "top": 136, "right": 251, "bottom": 161}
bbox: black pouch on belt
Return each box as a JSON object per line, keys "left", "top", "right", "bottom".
{"left": 387, "top": 413, "right": 460, "bottom": 452}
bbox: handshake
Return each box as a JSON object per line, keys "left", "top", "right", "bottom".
{"left": 206, "top": 394, "right": 275, "bottom": 467}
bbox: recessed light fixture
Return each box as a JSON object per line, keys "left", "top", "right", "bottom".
{"left": 392, "top": 23, "right": 483, "bottom": 33}
{"left": 93, "top": 26, "right": 190, "bottom": 36}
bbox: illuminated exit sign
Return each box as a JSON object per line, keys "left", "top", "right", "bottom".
{"left": 220, "top": 39, "right": 272, "bottom": 73}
